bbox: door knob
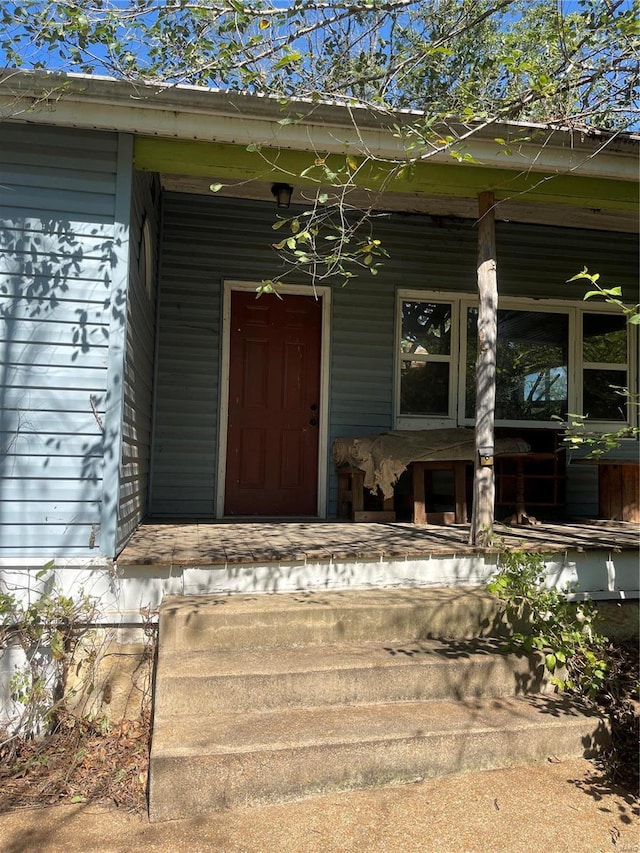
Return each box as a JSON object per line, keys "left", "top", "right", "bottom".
{"left": 309, "top": 418, "right": 318, "bottom": 426}
{"left": 310, "top": 403, "right": 318, "bottom": 411}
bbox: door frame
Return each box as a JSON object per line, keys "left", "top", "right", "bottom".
{"left": 216, "top": 279, "right": 332, "bottom": 518}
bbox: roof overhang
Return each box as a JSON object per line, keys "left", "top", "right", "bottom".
{"left": 1, "top": 70, "right": 638, "bottom": 231}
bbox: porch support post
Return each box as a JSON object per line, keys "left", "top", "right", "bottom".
{"left": 469, "top": 191, "right": 498, "bottom": 546}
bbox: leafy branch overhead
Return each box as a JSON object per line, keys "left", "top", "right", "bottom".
{"left": 568, "top": 267, "right": 640, "bottom": 325}
{"left": 1, "top": 0, "right": 638, "bottom": 286}
{"left": 3, "top": 1, "right": 638, "bottom": 128}
{"left": 264, "top": 196, "right": 389, "bottom": 294}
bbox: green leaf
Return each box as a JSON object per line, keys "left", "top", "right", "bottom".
{"left": 50, "top": 630, "right": 65, "bottom": 660}
{"left": 257, "top": 281, "right": 282, "bottom": 299}
{"left": 545, "top": 653, "right": 556, "bottom": 672}
{"left": 274, "top": 51, "right": 302, "bottom": 70}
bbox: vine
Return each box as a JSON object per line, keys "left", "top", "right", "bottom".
{"left": 0, "top": 564, "right": 98, "bottom": 753}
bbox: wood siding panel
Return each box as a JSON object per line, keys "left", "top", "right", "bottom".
{"left": 0, "top": 124, "right": 121, "bottom": 557}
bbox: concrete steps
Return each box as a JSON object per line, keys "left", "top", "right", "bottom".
{"left": 149, "top": 590, "right": 609, "bottom": 822}
{"left": 154, "top": 639, "right": 550, "bottom": 716}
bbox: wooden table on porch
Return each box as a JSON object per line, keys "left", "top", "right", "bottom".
{"left": 338, "top": 460, "right": 470, "bottom": 525}
{"left": 411, "top": 460, "right": 469, "bottom": 524}
{"left": 340, "top": 452, "right": 563, "bottom": 526}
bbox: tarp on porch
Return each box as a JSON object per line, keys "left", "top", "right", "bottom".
{"left": 333, "top": 428, "right": 530, "bottom": 498}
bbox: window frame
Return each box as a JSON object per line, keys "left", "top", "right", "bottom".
{"left": 395, "top": 291, "right": 459, "bottom": 429}
{"left": 458, "top": 296, "right": 576, "bottom": 430}
{"left": 577, "top": 309, "right": 634, "bottom": 427}
{"left": 394, "top": 290, "right": 638, "bottom": 433}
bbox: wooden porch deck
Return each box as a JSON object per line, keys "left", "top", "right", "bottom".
{"left": 117, "top": 519, "right": 640, "bottom": 568}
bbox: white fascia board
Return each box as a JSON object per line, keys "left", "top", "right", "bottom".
{"left": 0, "top": 72, "right": 638, "bottom": 182}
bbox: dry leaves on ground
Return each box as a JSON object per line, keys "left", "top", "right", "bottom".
{"left": 0, "top": 713, "right": 150, "bottom": 814}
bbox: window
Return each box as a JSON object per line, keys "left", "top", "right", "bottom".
{"left": 398, "top": 299, "right": 457, "bottom": 422}
{"left": 464, "top": 308, "right": 569, "bottom": 422}
{"left": 581, "top": 313, "right": 628, "bottom": 421}
{"left": 396, "top": 291, "right": 636, "bottom": 431}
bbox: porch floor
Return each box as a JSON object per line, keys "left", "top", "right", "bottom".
{"left": 117, "top": 518, "right": 639, "bottom": 568}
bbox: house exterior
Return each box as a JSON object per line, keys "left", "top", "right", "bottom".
{"left": 0, "top": 71, "right": 638, "bottom": 628}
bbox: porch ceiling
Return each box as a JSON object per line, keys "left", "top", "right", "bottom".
{"left": 160, "top": 173, "right": 638, "bottom": 233}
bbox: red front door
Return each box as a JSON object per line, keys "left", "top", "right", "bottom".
{"left": 224, "top": 291, "right": 322, "bottom": 516}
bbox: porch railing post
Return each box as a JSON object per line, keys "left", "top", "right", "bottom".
{"left": 469, "top": 191, "right": 498, "bottom": 546}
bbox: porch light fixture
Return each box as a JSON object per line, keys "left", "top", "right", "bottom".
{"left": 271, "top": 183, "right": 294, "bottom": 208}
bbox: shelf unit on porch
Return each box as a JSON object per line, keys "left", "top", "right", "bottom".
{"left": 494, "top": 429, "right": 566, "bottom": 521}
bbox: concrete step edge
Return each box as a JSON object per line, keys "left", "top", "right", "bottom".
{"left": 158, "top": 589, "right": 516, "bottom": 649}
{"left": 150, "top": 695, "right": 605, "bottom": 758}
{"left": 154, "top": 638, "right": 536, "bottom": 678}
{"left": 152, "top": 644, "right": 552, "bottom": 716}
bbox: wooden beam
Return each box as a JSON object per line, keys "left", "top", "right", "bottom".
{"left": 134, "top": 137, "right": 639, "bottom": 212}
{"left": 470, "top": 191, "right": 498, "bottom": 546}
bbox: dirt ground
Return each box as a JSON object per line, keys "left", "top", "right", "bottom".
{"left": 0, "top": 758, "right": 638, "bottom": 853}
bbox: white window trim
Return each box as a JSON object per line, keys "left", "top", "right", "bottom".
{"left": 394, "top": 290, "right": 638, "bottom": 432}
{"left": 395, "top": 290, "right": 459, "bottom": 429}
{"left": 577, "top": 308, "right": 637, "bottom": 429}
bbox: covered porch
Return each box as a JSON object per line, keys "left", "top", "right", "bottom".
{"left": 116, "top": 518, "right": 639, "bottom": 601}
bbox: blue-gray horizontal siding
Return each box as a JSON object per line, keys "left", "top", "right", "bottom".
{"left": 328, "top": 215, "right": 476, "bottom": 513}
{"left": 566, "top": 463, "right": 599, "bottom": 518}
{"left": 116, "top": 171, "right": 159, "bottom": 552}
{"left": 152, "top": 194, "right": 638, "bottom": 519}
{"left": 151, "top": 196, "right": 237, "bottom": 515}
{"left": 495, "top": 223, "right": 639, "bottom": 301}
{"left": 0, "top": 124, "right": 121, "bottom": 557}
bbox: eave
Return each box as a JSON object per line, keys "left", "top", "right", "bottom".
{"left": 1, "top": 70, "right": 638, "bottom": 231}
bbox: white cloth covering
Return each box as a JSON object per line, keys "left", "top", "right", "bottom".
{"left": 332, "top": 428, "right": 530, "bottom": 498}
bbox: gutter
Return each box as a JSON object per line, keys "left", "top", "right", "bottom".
{"left": 0, "top": 70, "right": 638, "bottom": 182}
